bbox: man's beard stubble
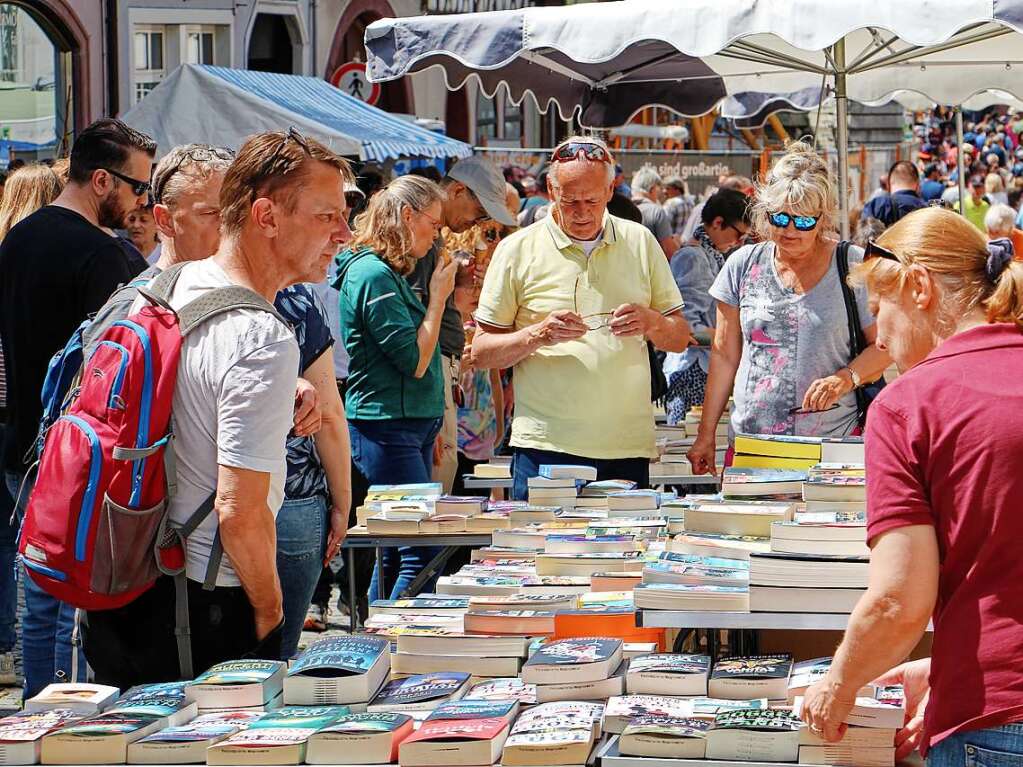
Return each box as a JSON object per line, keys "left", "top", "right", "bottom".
{"left": 97, "top": 190, "right": 128, "bottom": 230}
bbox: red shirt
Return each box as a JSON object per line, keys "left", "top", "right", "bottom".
{"left": 866, "top": 323, "right": 1023, "bottom": 752}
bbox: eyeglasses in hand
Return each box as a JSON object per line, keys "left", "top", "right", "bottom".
{"left": 573, "top": 274, "right": 613, "bottom": 331}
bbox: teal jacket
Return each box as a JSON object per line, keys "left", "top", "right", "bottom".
{"left": 333, "top": 246, "right": 444, "bottom": 420}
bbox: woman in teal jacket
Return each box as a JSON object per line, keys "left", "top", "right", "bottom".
{"left": 333, "top": 175, "right": 456, "bottom": 600}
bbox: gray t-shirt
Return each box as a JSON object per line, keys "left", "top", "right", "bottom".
{"left": 135, "top": 259, "right": 299, "bottom": 586}
{"left": 632, "top": 196, "right": 673, "bottom": 242}
{"left": 709, "top": 240, "right": 873, "bottom": 438}
{"left": 407, "top": 240, "right": 464, "bottom": 358}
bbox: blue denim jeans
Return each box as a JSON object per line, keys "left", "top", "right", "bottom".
{"left": 5, "top": 471, "right": 87, "bottom": 696}
{"left": 275, "top": 494, "right": 328, "bottom": 660}
{"left": 0, "top": 427, "right": 18, "bottom": 653}
{"left": 927, "top": 723, "right": 1023, "bottom": 767}
{"left": 349, "top": 417, "right": 442, "bottom": 601}
{"left": 511, "top": 447, "right": 651, "bottom": 501}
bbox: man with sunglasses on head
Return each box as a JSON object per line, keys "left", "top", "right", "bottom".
{"left": 405, "top": 157, "right": 517, "bottom": 495}
{"left": 0, "top": 118, "right": 155, "bottom": 697}
{"left": 471, "top": 136, "right": 689, "bottom": 501}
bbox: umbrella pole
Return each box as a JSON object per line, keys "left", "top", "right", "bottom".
{"left": 956, "top": 107, "right": 966, "bottom": 215}
{"left": 834, "top": 38, "right": 850, "bottom": 240}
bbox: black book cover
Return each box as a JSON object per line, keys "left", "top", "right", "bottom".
{"left": 524, "top": 637, "right": 622, "bottom": 667}
{"left": 710, "top": 654, "right": 793, "bottom": 680}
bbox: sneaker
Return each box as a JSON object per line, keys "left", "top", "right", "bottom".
{"left": 0, "top": 651, "right": 17, "bottom": 686}
{"left": 303, "top": 604, "right": 327, "bottom": 632}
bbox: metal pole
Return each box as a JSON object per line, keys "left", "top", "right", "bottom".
{"left": 834, "top": 38, "right": 850, "bottom": 240}
{"left": 956, "top": 107, "right": 966, "bottom": 215}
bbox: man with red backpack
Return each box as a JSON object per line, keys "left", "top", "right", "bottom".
{"left": 22, "top": 130, "right": 353, "bottom": 687}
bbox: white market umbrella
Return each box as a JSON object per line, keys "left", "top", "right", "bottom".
{"left": 366, "top": 0, "right": 1023, "bottom": 234}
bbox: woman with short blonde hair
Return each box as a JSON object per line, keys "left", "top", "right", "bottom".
{"left": 688, "top": 141, "right": 891, "bottom": 475}
{"left": 801, "top": 206, "right": 1023, "bottom": 764}
{"left": 334, "top": 174, "right": 455, "bottom": 601}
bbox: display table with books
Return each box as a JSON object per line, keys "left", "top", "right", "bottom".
{"left": 463, "top": 475, "right": 720, "bottom": 491}
{"left": 342, "top": 528, "right": 495, "bottom": 632}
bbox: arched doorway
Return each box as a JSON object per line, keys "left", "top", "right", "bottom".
{"left": 3, "top": 0, "right": 84, "bottom": 152}
{"left": 248, "top": 13, "right": 295, "bottom": 74}
{"left": 326, "top": 0, "right": 412, "bottom": 115}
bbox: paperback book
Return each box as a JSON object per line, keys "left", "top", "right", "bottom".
{"left": 521, "top": 638, "right": 623, "bottom": 684}
{"left": 367, "top": 673, "right": 471, "bottom": 712}
{"left": 126, "top": 710, "right": 263, "bottom": 764}
{"left": 206, "top": 705, "right": 350, "bottom": 766}
{"left": 625, "top": 654, "right": 710, "bottom": 696}
{"left": 618, "top": 716, "right": 711, "bottom": 759}
{"left": 705, "top": 708, "right": 803, "bottom": 762}
{"left": 186, "top": 660, "right": 287, "bottom": 710}
{"left": 708, "top": 655, "right": 793, "bottom": 700}
{"left": 305, "top": 712, "right": 413, "bottom": 765}
{"left": 284, "top": 635, "right": 390, "bottom": 706}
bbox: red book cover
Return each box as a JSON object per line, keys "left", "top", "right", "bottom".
{"left": 402, "top": 717, "right": 508, "bottom": 744}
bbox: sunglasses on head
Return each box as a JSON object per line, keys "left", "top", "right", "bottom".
{"left": 768, "top": 211, "right": 819, "bottom": 231}
{"left": 551, "top": 141, "right": 612, "bottom": 165}
{"left": 104, "top": 167, "right": 151, "bottom": 198}
{"left": 152, "top": 145, "right": 234, "bottom": 204}
{"left": 864, "top": 240, "right": 901, "bottom": 263}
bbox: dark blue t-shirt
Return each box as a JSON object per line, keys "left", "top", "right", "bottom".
{"left": 861, "top": 190, "right": 928, "bottom": 226}
{"left": 921, "top": 179, "right": 945, "bottom": 202}
{"left": 274, "top": 284, "right": 334, "bottom": 501}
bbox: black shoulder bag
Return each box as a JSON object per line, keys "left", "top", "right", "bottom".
{"left": 649, "top": 342, "right": 668, "bottom": 404}
{"left": 836, "top": 241, "right": 885, "bottom": 428}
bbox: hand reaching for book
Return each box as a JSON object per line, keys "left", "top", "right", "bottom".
{"left": 873, "top": 658, "right": 931, "bottom": 760}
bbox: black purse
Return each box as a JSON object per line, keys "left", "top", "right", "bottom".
{"left": 648, "top": 342, "right": 668, "bottom": 404}
{"left": 835, "top": 241, "right": 885, "bottom": 428}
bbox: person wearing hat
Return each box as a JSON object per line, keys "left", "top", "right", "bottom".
{"left": 470, "top": 136, "right": 690, "bottom": 500}
{"left": 405, "top": 156, "right": 517, "bottom": 494}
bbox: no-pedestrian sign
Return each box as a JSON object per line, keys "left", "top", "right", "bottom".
{"left": 330, "top": 61, "right": 381, "bottom": 106}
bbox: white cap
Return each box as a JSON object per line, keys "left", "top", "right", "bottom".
{"left": 447, "top": 156, "right": 517, "bottom": 227}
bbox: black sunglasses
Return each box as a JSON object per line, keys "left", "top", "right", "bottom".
{"left": 768, "top": 211, "right": 819, "bottom": 231}
{"left": 270, "top": 126, "right": 312, "bottom": 165}
{"left": 551, "top": 141, "right": 612, "bottom": 165}
{"left": 152, "top": 145, "right": 234, "bottom": 204}
{"left": 104, "top": 167, "right": 151, "bottom": 197}
{"left": 864, "top": 240, "right": 901, "bottom": 263}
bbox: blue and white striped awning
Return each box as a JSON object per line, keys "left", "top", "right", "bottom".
{"left": 122, "top": 64, "right": 472, "bottom": 162}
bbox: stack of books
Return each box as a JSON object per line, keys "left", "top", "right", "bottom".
{"left": 684, "top": 407, "right": 729, "bottom": 440}
{"left": 184, "top": 660, "right": 288, "bottom": 713}
{"left": 501, "top": 702, "right": 604, "bottom": 767}
{"left": 398, "top": 699, "right": 517, "bottom": 767}
{"left": 732, "top": 433, "right": 823, "bottom": 471}
{"left": 749, "top": 549, "right": 869, "bottom": 613}
{"left": 471, "top": 457, "right": 512, "bottom": 480}
{"left": 520, "top": 638, "right": 625, "bottom": 702}
{"left": 794, "top": 685, "right": 904, "bottom": 767}
{"left": 390, "top": 629, "right": 532, "bottom": 679}
{"left": 283, "top": 635, "right": 391, "bottom": 708}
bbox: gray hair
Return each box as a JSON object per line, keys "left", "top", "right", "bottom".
{"left": 152, "top": 144, "right": 234, "bottom": 207}
{"left": 548, "top": 135, "right": 615, "bottom": 187}
{"left": 751, "top": 140, "right": 839, "bottom": 239}
{"left": 985, "top": 203, "right": 1017, "bottom": 236}
{"left": 631, "top": 166, "right": 663, "bottom": 194}
{"left": 350, "top": 174, "right": 446, "bottom": 276}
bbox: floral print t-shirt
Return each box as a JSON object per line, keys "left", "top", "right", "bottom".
{"left": 709, "top": 240, "right": 873, "bottom": 438}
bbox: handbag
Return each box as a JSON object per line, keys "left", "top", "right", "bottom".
{"left": 835, "top": 241, "right": 886, "bottom": 428}
{"left": 648, "top": 342, "right": 668, "bottom": 404}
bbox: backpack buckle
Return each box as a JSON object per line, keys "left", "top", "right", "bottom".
{"left": 137, "top": 287, "right": 178, "bottom": 317}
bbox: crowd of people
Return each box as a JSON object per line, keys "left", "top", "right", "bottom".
{"left": 0, "top": 111, "right": 1021, "bottom": 764}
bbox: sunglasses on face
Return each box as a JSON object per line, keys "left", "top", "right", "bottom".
{"left": 768, "top": 211, "right": 819, "bottom": 231}
{"left": 551, "top": 141, "right": 612, "bottom": 165}
{"left": 864, "top": 240, "right": 901, "bottom": 262}
{"left": 104, "top": 168, "right": 151, "bottom": 198}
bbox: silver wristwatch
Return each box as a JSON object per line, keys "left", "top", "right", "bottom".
{"left": 845, "top": 366, "right": 863, "bottom": 388}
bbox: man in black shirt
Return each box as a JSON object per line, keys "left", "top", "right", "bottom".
{"left": 406, "top": 157, "right": 516, "bottom": 493}
{"left": 0, "top": 118, "right": 156, "bottom": 697}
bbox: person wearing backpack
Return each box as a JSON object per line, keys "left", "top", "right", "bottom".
{"left": 67, "top": 130, "right": 354, "bottom": 688}
{"left": 0, "top": 119, "right": 155, "bottom": 697}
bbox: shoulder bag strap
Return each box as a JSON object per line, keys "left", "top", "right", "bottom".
{"left": 835, "top": 241, "right": 870, "bottom": 426}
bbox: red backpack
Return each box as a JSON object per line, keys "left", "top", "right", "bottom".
{"left": 19, "top": 264, "right": 281, "bottom": 667}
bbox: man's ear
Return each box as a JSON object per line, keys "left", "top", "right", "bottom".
{"left": 91, "top": 168, "right": 112, "bottom": 198}
{"left": 152, "top": 203, "right": 174, "bottom": 238}
{"left": 250, "top": 197, "right": 277, "bottom": 237}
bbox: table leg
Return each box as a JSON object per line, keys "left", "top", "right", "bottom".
{"left": 375, "top": 546, "right": 385, "bottom": 600}
{"left": 398, "top": 546, "right": 458, "bottom": 599}
{"left": 347, "top": 547, "right": 357, "bottom": 635}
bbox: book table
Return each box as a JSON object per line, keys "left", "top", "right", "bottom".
{"left": 461, "top": 475, "right": 720, "bottom": 491}
{"left": 341, "top": 527, "right": 493, "bottom": 633}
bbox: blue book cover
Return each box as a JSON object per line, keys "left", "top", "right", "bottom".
{"left": 192, "top": 660, "right": 286, "bottom": 686}
{"left": 425, "top": 700, "right": 517, "bottom": 721}
{"left": 658, "top": 551, "right": 751, "bottom": 570}
{"left": 288, "top": 636, "right": 388, "bottom": 678}
{"left": 371, "top": 673, "right": 470, "bottom": 707}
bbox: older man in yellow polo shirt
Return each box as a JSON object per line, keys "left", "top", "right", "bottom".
{"left": 472, "top": 137, "right": 691, "bottom": 500}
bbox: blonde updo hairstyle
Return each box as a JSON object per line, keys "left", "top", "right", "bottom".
{"left": 350, "top": 175, "right": 446, "bottom": 276}
{"left": 751, "top": 140, "right": 839, "bottom": 241}
{"left": 850, "top": 206, "right": 1023, "bottom": 331}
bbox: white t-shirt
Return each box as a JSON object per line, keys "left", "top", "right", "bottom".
{"left": 143, "top": 259, "right": 299, "bottom": 586}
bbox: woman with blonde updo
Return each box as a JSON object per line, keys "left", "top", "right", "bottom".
{"left": 801, "top": 206, "right": 1023, "bottom": 764}
{"left": 688, "top": 141, "right": 891, "bottom": 475}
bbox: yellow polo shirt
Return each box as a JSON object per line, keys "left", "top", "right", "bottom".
{"left": 475, "top": 212, "right": 684, "bottom": 459}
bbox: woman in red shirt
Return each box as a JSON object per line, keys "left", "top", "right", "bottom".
{"left": 801, "top": 206, "right": 1023, "bottom": 765}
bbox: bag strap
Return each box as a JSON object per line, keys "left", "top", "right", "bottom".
{"left": 176, "top": 285, "right": 285, "bottom": 335}
{"left": 835, "top": 241, "right": 866, "bottom": 357}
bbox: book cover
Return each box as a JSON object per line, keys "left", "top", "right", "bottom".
{"left": 623, "top": 716, "right": 710, "bottom": 738}
{"left": 690, "top": 698, "right": 768, "bottom": 717}
{"left": 216, "top": 706, "right": 349, "bottom": 748}
{"left": 510, "top": 702, "right": 603, "bottom": 734}
{"left": 317, "top": 712, "right": 412, "bottom": 735}
{"left": 658, "top": 552, "right": 750, "bottom": 570}
{"left": 371, "top": 673, "right": 470, "bottom": 708}
{"left": 135, "top": 711, "right": 262, "bottom": 743}
{"left": 24, "top": 683, "right": 119, "bottom": 714}
{"left": 712, "top": 708, "right": 802, "bottom": 732}
{"left": 723, "top": 468, "right": 809, "bottom": 485}
{"left": 711, "top": 655, "right": 793, "bottom": 680}
{"left": 288, "top": 636, "right": 389, "bottom": 677}
{"left": 107, "top": 682, "right": 190, "bottom": 718}
{"left": 425, "top": 700, "right": 517, "bottom": 722}
{"left": 526, "top": 638, "right": 621, "bottom": 666}
{"left": 465, "top": 679, "right": 537, "bottom": 705}
{"left": 192, "top": 660, "right": 285, "bottom": 686}
{"left": 605, "top": 695, "right": 693, "bottom": 721}
{"left": 402, "top": 717, "right": 507, "bottom": 744}
{"left": 0, "top": 709, "right": 84, "bottom": 741}
{"left": 628, "top": 654, "right": 710, "bottom": 675}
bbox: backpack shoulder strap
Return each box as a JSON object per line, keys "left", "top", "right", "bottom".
{"left": 176, "top": 285, "right": 286, "bottom": 336}
{"left": 146, "top": 262, "right": 189, "bottom": 302}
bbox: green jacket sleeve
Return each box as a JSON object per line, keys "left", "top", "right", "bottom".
{"left": 358, "top": 266, "right": 423, "bottom": 378}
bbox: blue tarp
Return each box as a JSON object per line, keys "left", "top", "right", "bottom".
{"left": 122, "top": 64, "right": 472, "bottom": 162}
